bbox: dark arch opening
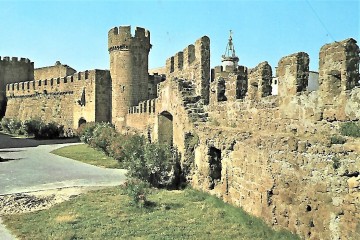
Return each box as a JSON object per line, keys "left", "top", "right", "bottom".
{"left": 158, "top": 111, "right": 173, "bottom": 146}
{"left": 78, "top": 118, "right": 87, "bottom": 128}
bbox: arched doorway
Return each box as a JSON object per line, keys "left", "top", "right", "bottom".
{"left": 78, "top": 118, "right": 87, "bottom": 128}
{"left": 158, "top": 111, "right": 173, "bottom": 146}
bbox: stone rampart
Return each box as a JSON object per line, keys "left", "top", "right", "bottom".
{"left": 188, "top": 38, "right": 360, "bottom": 239}
{"left": 166, "top": 36, "right": 210, "bottom": 104}
{"left": 5, "top": 69, "right": 111, "bottom": 129}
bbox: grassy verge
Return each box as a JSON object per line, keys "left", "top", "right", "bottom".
{"left": 51, "top": 144, "right": 122, "bottom": 169}
{"left": 2, "top": 187, "right": 299, "bottom": 240}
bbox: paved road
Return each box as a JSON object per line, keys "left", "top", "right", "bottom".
{"left": 0, "top": 133, "right": 127, "bottom": 239}
{"left": 0, "top": 133, "right": 127, "bottom": 194}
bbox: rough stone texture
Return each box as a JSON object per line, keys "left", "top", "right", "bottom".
{"left": 0, "top": 57, "right": 34, "bottom": 116}
{"left": 125, "top": 37, "right": 359, "bottom": 240}
{"left": 5, "top": 70, "right": 110, "bottom": 129}
{"left": 2, "top": 27, "right": 360, "bottom": 240}
{"left": 278, "top": 52, "right": 309, "bottom": 96}
{"left": 166, "top": 36, "right": 210, "bottom": 104}
{"left": 109, "top": 26, "right": 151, "bottom": 129}
{"left": 247, "top": 61, "right": 272, "bottom": 100}
{"left": 210, "top": 65, "right": 248, "bottom": 104}
{"left": 318, "top": 38, "right": 360, "bottom": 121}
{"left": 34, "top": 62, "right": 76, "bottom": 80}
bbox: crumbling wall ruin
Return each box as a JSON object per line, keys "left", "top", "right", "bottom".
{"left": 128, "top": 36, "right": 360, "bottom": 240}
{"left": 166, "top": 36, "right": 210, "bottom": 104}
{"left": 189, "top": 38, "right": 360, "bottom": 240}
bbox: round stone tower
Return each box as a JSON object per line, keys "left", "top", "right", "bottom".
{"left": 108, "top": 26, "right": 151, "bottom": 128}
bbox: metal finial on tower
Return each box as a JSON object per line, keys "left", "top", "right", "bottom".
{"left": 221, "top": 30, "right": 239, "bottom": 69}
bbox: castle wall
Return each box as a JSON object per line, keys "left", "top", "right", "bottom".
{"left": 189, "top": 38, "right": 360, "bottom": 239}
{"left": 5, "top": 70, "right": 111, "bottom": 129}
{"left": 34, "top": 62, "right": 76, "bottom": 80}
{"left": 166, "top": 36, "right": 210, "bottom": 104}
{"left": 0, "top": 57, "right": 34, "bottom": 116}
{"left": 123, "top": 36, "right": 360, "bottom": 239}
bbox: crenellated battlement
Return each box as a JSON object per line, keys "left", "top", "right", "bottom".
{"left": 165, "top": 36, "right": 210, "bottom": 104}
{"left": 127, "top": 99, "right": 156, "bottom": 115}
{"left": 108, "top": 26, "right": 151, "bottom": 52}
{"left": 6, "top": 70, "right": 96, "bottom": 98}
{"left": 0, "top": 56, "right": 32, "bottom": 64}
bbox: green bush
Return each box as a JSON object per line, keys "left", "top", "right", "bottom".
{"left": 107, "top": 134, "right": 127, "bottom": 161}
{"left": 39, "top": 122, "right": 64, "bottom": 139}
{"left": 24, "top": 119, "right": 44, "bottom": 137}
{"left": 77, "top": 122, "right": 180, "bottom": 188}
{"left": 89, "top": 122, "right": 116, "bottom": 154}
{"left": 340, "top": 121, "right": 360, "bottom": 137}
{"left": 330, "top": 135, "right": 346, "bottom": 144}
{"left": 77, "top": 122, "right": 97, "bottom": 143}
{"left": 124, "top": 141, "right": 179, "bottom": 188}
{"left": 1, "top": 118, "right": 25, "bottom": 135}
{"left": 122, "top": 178, "right": 150, "bottom": 208}
{"left": 1, "top": 118, "right": 10, "bottom": 132}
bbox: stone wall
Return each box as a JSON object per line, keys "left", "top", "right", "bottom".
{"left": 34, "top": 62, "right": 76, "bottom": 80}
{"left": 0, "top": 57, "right": 34, "bottom": 116}
{"left": 166, "top": 36, "right": 210, "bottom": 104}
{"left": 189, "top": 39, "right": 360, "bottom": 239}
{"left": 125, "top": 37, "right": 359, "bottom": 239}
{"left": 5, "top": 69, "right": 111, "bottom": 129}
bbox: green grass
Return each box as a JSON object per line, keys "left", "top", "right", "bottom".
{"left": 51, "top": 144, "right": 122, "bottom": 169}
{"left": 2, "top": 187, "right": 299, "bottom": 240}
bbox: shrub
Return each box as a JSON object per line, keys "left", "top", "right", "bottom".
{"left": 23, "top": 119, "right": 64, "bottom": 139}
{"left": 1, "top": 118, "right": 10, "bottom": 132}
{"left": 107, "top": 134, "right": 127, "bottom": 161}
{"left": 340, "top": 121, "right": 360, "bottom": 137}
{"left": 24, "top": 119, "right": 44, "bottom": 137}
{"left": 122, "top": 178, "right": 150, "bottom": 208}
{"left": 330, "top": 135, "right": 346, "bottom": 144}
{"left": 76, "top": 122, "right": 97, "bottom": 143}
{"left": 124, "top": 140, "right": 179, "bottom": 188}
{"left": 1, "top": 118, "right": 24, "bottom": 135}
{"left": 38, "top": 122, "right": 64, "bottom": 139}
{"left": 89, "top": 123, "right": 117, "bottom": 154}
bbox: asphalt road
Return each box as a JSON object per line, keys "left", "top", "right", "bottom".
{"left": 0, "top": 133, "right": 127, "bottom": 239}
{"left": 0, "top": 133, "right": 127, "bottom": 194}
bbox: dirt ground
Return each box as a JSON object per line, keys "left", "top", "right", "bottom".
{"left": 0, "top": 186, "right": 100, "bottom": 215}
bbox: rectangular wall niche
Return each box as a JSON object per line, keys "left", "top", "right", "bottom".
{"left": 209, "top": 146, "right": 222, "bottom": 189}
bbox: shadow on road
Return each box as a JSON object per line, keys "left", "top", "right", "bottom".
{"left": 0, "top": 157, "right": 22, "bottom": 162}
{"left": 0, "top": 133, "right": 80, "bottom": 149}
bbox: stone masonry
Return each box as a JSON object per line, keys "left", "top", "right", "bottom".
{"left": 1, "top": 26, "right": 359, "bottom": 239}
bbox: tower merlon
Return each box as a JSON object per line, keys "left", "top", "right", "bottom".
{"left": 108, "top": 25, "right": 150, "bottom": 52}
{"left": 0, "top": 56, "right": 32, "bottom": 63}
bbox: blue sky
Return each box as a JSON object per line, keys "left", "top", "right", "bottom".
{"left": 0, "top": 0, "right": 358, "bottom": 73}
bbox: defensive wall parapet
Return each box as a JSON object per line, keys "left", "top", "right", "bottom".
{"left": 210, "top": 65, "right": 248, "bottom": 104}
{"left": 165, "top": 36, "right": 210, "bottom": 104}
{"left": 108, "top": 26, "right": 151, "bottom": 52}
{"left": 6, "top": 70, "right": 95, "bottom": 98}
{"left": 128, "top": 99, "right": 156, "bottom": 115}
{"left": 208, "top": 39, "right": 359, "bottom": 123}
